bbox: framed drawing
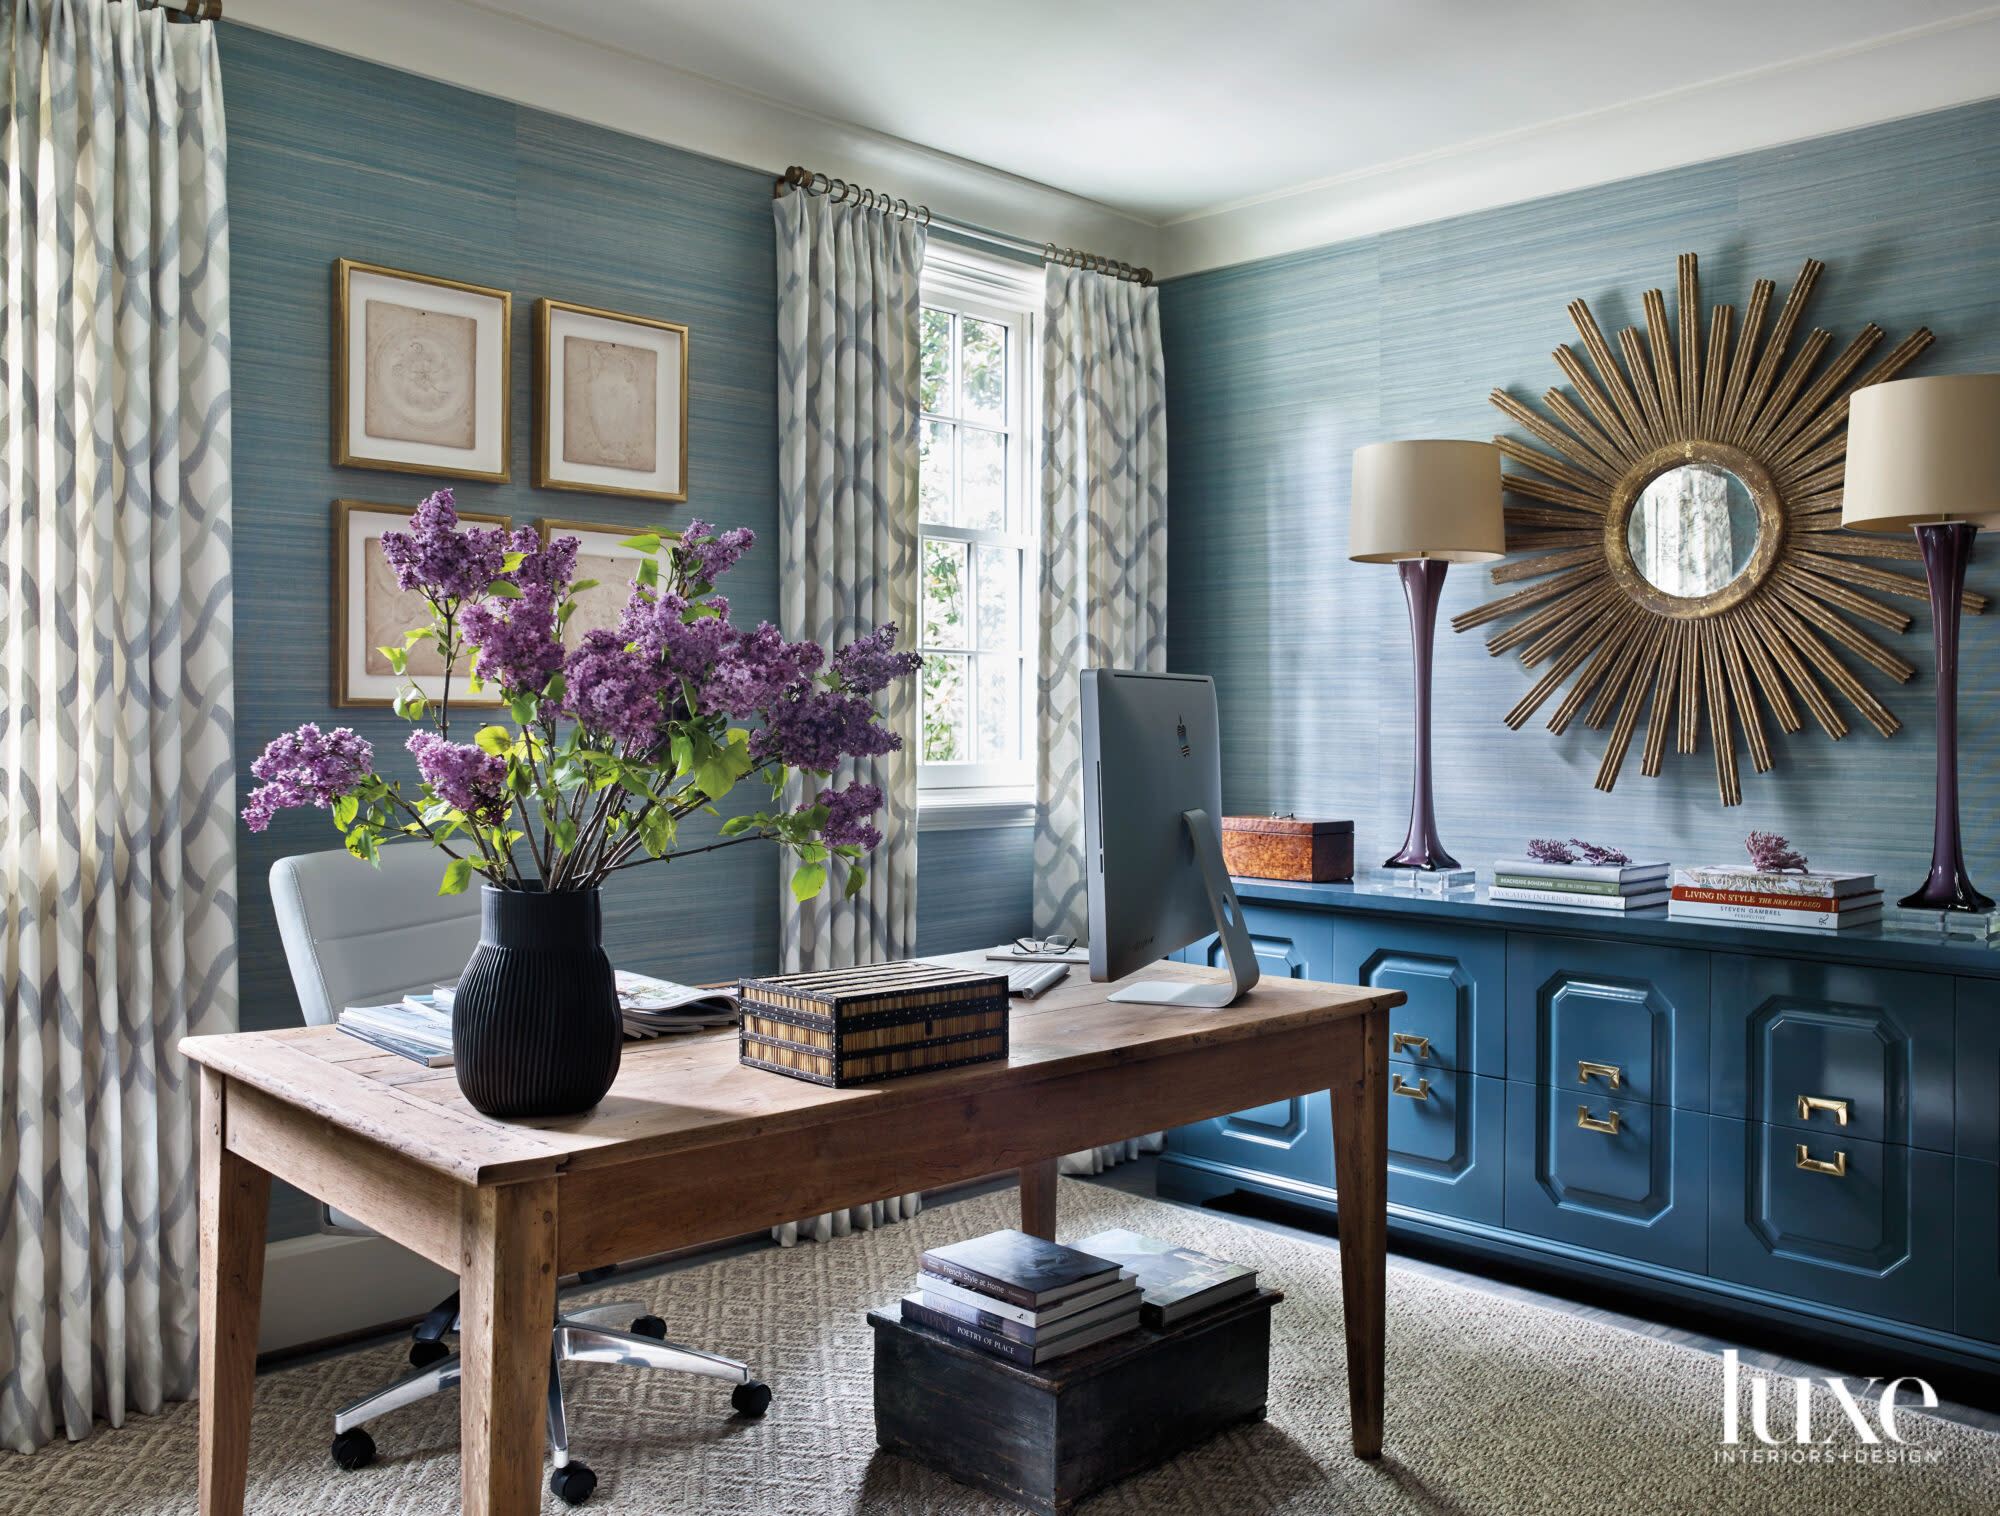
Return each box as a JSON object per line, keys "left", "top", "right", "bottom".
{"left": 533, "top": 298, "right": 689, "bottom": 501}
{"left": 536, "top": 519, "right": 679, "bottom": 650}
{"left": 334, "top": 259, "right": 512, "bottom": 482}
{"left": 334, "top": 499, "right": 512, "bottom": 708}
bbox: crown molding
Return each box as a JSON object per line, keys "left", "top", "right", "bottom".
{"left": 227, "top": 0, "right": 1161, "bottom": 270}
{"left": 1155, "top": 9, "right": 2000, "bottom": 280}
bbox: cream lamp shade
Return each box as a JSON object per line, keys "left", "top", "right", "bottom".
{"left": 1843, "top": 374, "right": 2000, "bottom": 531}
{"left": 1348, "top": 440, "right": 1505, "bottom": 563}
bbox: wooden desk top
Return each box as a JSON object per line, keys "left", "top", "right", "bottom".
{"left": 181, "top": 959, "right": 1401, "bottom": 1188}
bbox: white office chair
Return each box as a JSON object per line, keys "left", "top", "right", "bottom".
{"left": 271, "top": 843, "right": 770, "bottom": 1506}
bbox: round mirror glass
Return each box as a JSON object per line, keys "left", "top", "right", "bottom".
{"left": 1627, "top": 463, "right": 1761, "bottom": 598}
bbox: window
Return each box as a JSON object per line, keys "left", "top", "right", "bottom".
{"left": 917, "top": 255, "right": 1037, "bottom": 804}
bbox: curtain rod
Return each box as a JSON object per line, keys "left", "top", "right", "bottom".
{"left": 131, "top": 0, "right": 222, "bottom": 20}
{"left": 775, "top": 166, "right": 1151, "bottom": 287}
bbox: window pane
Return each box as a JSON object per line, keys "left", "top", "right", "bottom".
{"left": 975, "top": 655, "right": 1020, "bottom": 762}
{"left": 923, "top": 654, "right": 969, "bottom": 762}
{"left": 920, "top": 308, "right": 951, "bottom": 414}
{"left": 974, "top": 544, "right": 1019, "bottom": 652}
{"left": 921, "top": 538, "right": 967, "bottom": 648}
{"left": 920, "top": 419, "right": 953, "bottom": 525}
{"left": 961, "top": 317, "right": 1005, "bottom": 424}
{"left": 960, "top": 425, "right": 1006, "bottom": 532}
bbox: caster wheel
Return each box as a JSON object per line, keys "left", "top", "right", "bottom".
{"left": 550, "top": 1461, "right": 597, "bottom": 1506}
{"left": 731, "top": 1380, "right": 772, "bottom": 1418}
{"left": 408, "top": 1337, "right": 451, "bottom": 1369}
{"left": 330, "top": 1428, "right": 376, "bottom": 1471}
{"left": 629, "top": 1315, "right": 667, "bottom": 1340}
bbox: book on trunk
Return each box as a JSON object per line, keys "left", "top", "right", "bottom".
{"left": 916, "top": 1270, "right": 1139, "bottom": 1329}
{"left": 1073, "top": 1228, "right": 1259, "bottom": 1327}
{"left": 916, "top": 1281, "right": 1142, "bottom": 1344}
{"left": 736, "top": 961, "right": 1008, "bottom": 1088}
{"left": 897, "top": 1295, "right": 1141, "bottom": 1367}
{"left": 919, "top": 1229, "right": 1123, "bottom": 1309}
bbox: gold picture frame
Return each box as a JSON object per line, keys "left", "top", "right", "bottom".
{"left": 333, "top": 498, "right": 512, "bottom": 708}
{"left": 1456, "top": 252, "right": 1986, "bottom": 806}
{"left": 533, "top": 297, "right": 689, "bottom": 501}
{"left": 333, "top": 259, "right": 512, "bottom": 483}
{"left": 534, "top": 518, "right": 680, "bottom": 650}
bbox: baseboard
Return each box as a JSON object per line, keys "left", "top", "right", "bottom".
{"left": 258, "top": 1232, "right": 457, "bottom": 1355}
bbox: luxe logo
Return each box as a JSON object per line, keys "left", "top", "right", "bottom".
{"left": 1720, "top": 1349, "right": 1938, "bottom": 1447}
{"left": 1176, "top": 716, "right": 1189, "bottom": 757}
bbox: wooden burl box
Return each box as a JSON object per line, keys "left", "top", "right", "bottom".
{"left": 1221, "top": 815, "right": 1354, "bottom": 883}
{"left": 869, "top": 1289, "right": 1282, "bottom": 1514}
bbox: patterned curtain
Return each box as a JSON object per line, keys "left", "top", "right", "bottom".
{"left": 771, "top": 187, "right": 924, "bottom": 1243}
{"left": 1035, "top": 263, "right": 1168, "bottom": 1177}
{"left": 0, "top": 0, "right": 236, "bottom": 1452}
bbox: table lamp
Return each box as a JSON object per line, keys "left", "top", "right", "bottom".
{"left": 1349, "top": 440, "right": 1504, "bottom": 870}
{"left": 1844, "top": 374, "right": 2000, "bottom": 912}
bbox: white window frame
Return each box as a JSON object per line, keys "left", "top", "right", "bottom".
{"left": 916, "top": 246, "right": 1041, "bottom": 828}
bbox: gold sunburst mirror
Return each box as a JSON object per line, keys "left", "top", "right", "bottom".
{"left": 1455, "top": 252, "right": 1987, "bottom": 806}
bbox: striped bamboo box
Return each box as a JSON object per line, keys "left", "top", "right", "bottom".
{"left": 737, "top": 962, "right": 1010, "bottom": 1088}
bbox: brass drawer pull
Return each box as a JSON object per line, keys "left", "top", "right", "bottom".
{"left": 1576, "top": 1105, "right": 1622, "bottom": 1136}
{"left": 1578, "top": 1060, "right": 1622, "bottom": 1090}
{"left": 1392, "top": 1073, "right": 1431, "bottom": 1101}
{"left": 1795, "top": 1143, "right": 1848, "bottom": 1177}
{"left": 1392, "top": 1033, "right": 1431, "bottom": 1059}
{"left": 1797, "top": 1094, "right": 1849, "bottom": 1126}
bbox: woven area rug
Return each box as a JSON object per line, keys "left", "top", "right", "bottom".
{"left": 5, "top": 1178, "right": 1998, "bottom": 1514}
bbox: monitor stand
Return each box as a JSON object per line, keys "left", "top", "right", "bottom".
{"left": 1107, "top": 808, "right": 1263, "bottom": 1008}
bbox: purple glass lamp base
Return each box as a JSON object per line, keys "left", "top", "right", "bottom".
{"left": 1902, "top": 521, "right": 1994, "bottom": 913}
{"left": 1382, "top": 558, "right": 1460, "bottom": 872}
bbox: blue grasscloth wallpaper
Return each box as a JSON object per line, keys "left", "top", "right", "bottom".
{"left": 221, "top": 28, "right": 1030, "bottom": 1237}
{"left": 1161, "top": 99, "right": 2000, "bottom": 886}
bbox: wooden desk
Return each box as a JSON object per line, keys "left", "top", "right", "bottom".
{"left": 183, "top": 960, "right": 1401, "bottom": 1515}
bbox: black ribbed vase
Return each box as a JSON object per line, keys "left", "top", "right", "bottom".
{"left": 452, "top": 885, "right": 622, "bottom": 1119}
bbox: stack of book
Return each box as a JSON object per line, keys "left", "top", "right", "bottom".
{"left": 900, "top": 1230, "right": 1142, "bottom": 1368}
{"left": 1669, "top": 865, "right": 1883, "bottom": 930}
{"left": 1490, "top": 856, "right": 1671, "bottom": 911}
{"left": 1073, "top": 1229, "right": 1259, "bottom": 1327}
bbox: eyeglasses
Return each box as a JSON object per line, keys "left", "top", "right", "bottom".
{"left": 1014, "top": 935, "right": 1075, "bottom": 956}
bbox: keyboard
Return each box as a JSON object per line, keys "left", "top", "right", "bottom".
{"left": 1005, "top": 962, "right": 1070, "bottom": 999}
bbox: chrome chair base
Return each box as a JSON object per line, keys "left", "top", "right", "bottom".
{"left": 329, "top": 1298, "right": 769, "bottom": 1505}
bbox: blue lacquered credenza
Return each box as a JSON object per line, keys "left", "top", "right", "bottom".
{"left": 1161, "top": 880, "right": 2000, "bottom": 1376}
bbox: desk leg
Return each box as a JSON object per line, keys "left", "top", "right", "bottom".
{"left": 198, "top": 1069, "right": 271, "bottom": 1516}
{"left": 1329, "top": 1006, "right": 1388, "bottom": 1459}
{"left": 460, "top": 1179, "right": 560, "bottom": 1516}
{"left": 1019, "top": 1157, "right": 1060, "bottom": 1240}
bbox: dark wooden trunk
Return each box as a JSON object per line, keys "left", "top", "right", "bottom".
{"left": 869, "top": 1289, "right": 1282, "bottom": 1514}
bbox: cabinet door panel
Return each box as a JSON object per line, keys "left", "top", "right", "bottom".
{"left": 1709, "top": 1117, "right": 1953, "bottom": 1331}
{"left": 1507, "top": 935, "right": 1708, "bottom": 1108}
{"left": 1166, "top": 904, "right": 1334, "bottom": 1191}
{"left": 1385, "top": 1067, "right": 1504, "bottom": 1226}
{"left": 1335, "top": 919, "right": 1505, "bottom": 1075}
{"left": 1503, "top": 1081, "right": 1706, "bottom": 1274}
{"left": 1711, "top": 956, "right": 1952, "bottom": 1152}
{"left": 1958, "top": 1158, "right": 2000, "bottom": 1343}
{"left": 1957, "top": 979, "right": 2000, "bottom": 1161}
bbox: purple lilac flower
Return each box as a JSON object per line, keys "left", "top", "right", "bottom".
{"left": 618, "top": 590, "right": 736, "bottom": 685}
{"left": 830, "top": 623, "right": 922, "bottom": 695}
{"left": 460, "top": 528, "right": 574, "bottom": 696}
{"left": 702, "top": 621, "right": 824, "bottom": 714}
{"left": 562, "top": 630, "right": 674, "bottom": 752}
{"left": 407, "top": 731, "right": 510, "bottom": 826}
{"left": 811, "top": 782, "right": 885, "bottom": 851}
{"left": 377, "top": 489, "right": 508, "bottom": 604}
{"left": 675, "top": 518, "right": 756, "bottom": 588}
{"left": 241, "top": 724, "right": 375, "bottom": 832}
{"left": 752, "top": 687, "right": 902, "bottom": 773}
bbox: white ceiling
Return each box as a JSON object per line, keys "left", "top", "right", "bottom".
{"left": 458, "top": 0, "right": 1998, "bottom": 224}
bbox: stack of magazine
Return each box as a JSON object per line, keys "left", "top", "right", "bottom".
{"left": 336, "top": 971, "right": 740, "bottom": 1067}
{"left": 900, "top": 1230, "right": 1142, "bottom": 1368}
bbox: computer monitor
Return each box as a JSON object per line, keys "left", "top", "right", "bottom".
{"left": 1081, "top": 669, "right": 1260, "bottom": 1008}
